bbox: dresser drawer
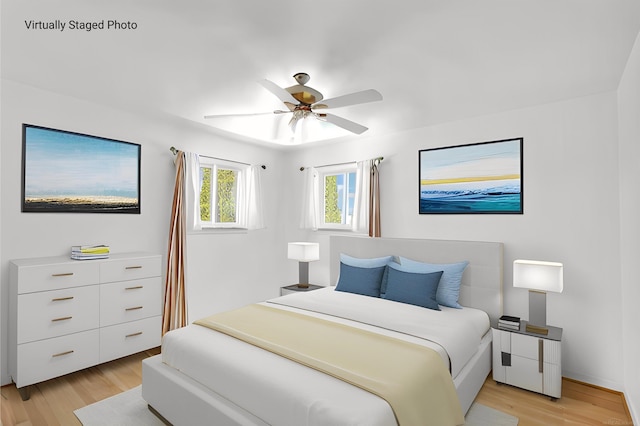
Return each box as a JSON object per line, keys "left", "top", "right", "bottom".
{"left": 100, "top": 256, "right": 161, "bottom": 283}
{"left": 13, "top": 260, "right": 100, "bottom": 294}
{"left": 100, "top": 277, "right": 162, "bottom": 326}
{"left": 100, "top": 316, "right": 161, "bottom": 363}
{"left": 17, "top": 285, "right": 99, "bottom": 344}
{"left": 15, "top": 329, "right": 100, "bottom": 388}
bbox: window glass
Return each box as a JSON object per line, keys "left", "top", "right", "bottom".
{"left": 321, "top": 169, "right": 356, "bottom": 228}
{"left": 199, "top": 161, "right": 241, "bottom": 228}
{"left": 216, "top": 168, "right": 238, "bottom": 223}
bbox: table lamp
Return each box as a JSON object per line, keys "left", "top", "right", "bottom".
{"left": 513, "top": 259, "right": 563, "bottom": 335}
{"left": 288, "top": 242, "right": 320, "bottom": 288}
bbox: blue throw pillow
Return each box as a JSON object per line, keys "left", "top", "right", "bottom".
{"left": 382, "top": 265, "right": 442, "bottom": 310}
{"left": 399, "top": 257, "right": 469, "bottom": 308}
{"left": 335, "top": 262, "right": 386, "bottom": 297}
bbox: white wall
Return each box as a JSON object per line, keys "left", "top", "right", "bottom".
{"left": 0, "top": 80, "right": 285, "bottom": 385}
{"left": 618, "top": 30, "right": 640, "bottom": 422}
{"left": 283, "top": 91, "right": 626, "bottom": 391}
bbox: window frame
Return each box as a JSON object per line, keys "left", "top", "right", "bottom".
{"left": 199, "top": 158, "right": 245, "bottom": 229}
{"left": 318, "top": 163, "right": 358, "bottom": 230}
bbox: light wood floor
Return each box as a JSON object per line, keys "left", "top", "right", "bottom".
{"left": 1, "top": 348, "right": 633, "bottom": 425}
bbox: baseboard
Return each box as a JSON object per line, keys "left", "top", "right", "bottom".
{"left": 562, "top": 377, "right": 633, "bottom": 422}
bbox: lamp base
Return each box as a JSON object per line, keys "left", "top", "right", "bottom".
{"left": 525, "top": 323, "right": 549, "bottom": 335}
{"left": 296, "top": 283, "right": 310, "bottom": 289}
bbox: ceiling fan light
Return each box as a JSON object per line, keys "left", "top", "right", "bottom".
{"left": 293, "top": 72, "right": 310, "bottom": 85}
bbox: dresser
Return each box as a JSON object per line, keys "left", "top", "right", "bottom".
{"left": 9, "top": 252, "right": 162, "bottom": 400}
{"left": 492, "top": 321, "right": 562, "bottom": 399}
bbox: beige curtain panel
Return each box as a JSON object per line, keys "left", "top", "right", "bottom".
{"left": 369, "top": 159, "right": 381, "bottom": 238}
{"left": 163, "top": 151, "right": 188, "bottom": 335}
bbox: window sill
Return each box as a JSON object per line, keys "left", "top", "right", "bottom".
{"left": 188, "top": 227, "right": 249, "bottom": 235}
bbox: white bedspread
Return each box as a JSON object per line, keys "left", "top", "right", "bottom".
{"left": 270, "top": 287, "right": 490, "bottom": 377}
{"left": 161, "top": 288, "right": 490, "bottom": 426}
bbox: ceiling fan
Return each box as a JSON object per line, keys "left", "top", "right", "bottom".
{"left": 204, "top": 72, "right": 383, "bottom": 135}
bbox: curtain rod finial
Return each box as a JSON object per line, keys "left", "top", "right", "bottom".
{"left": 170, "top": 146, "right": 178, "bottom": 155}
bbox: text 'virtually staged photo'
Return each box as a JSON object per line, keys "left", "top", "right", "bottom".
{"left": 21, "top": 124, "right": 141, "bottom": 213}
{"left": 419, "top": 138, "right": 523, "bottom": 214}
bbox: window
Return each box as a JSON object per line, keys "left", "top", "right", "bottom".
{"left": 199, "top": 159, "right": 243, "bottom": 228}
{"left": 319, "top": 165, "right": 357, "bottom": 229}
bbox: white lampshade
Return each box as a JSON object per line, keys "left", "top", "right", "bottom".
{"left": 513, "top": 260, "right": 563, "bottom": 293}
{"left": 287, "top": 242, "right": 320, "bottom": 262}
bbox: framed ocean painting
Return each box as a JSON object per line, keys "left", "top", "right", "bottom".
{"left": 21, "top": 124, "right": 141, "bottom": 213}
{"left": 419, "top": 138, "right": 523, "bottom": 214}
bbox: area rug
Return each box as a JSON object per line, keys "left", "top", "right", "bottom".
{"left": 74, "top": 385, "right": 519, "bottom": 425}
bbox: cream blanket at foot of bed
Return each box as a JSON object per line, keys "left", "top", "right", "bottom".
{"left": 195, "top": 304, "right": 464, "bottom": 426}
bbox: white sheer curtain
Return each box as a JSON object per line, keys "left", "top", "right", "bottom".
{"left": 351, "top": 160, "right": 371, "bottom": 233}
{"left": 238, "top": 165, "right": 266, "bottom": 230}
{"left": 183, "top": 152, "right": 202, "bottom": 231}
{"left": 300, "top": 166, "right": 320, "bottom": 230}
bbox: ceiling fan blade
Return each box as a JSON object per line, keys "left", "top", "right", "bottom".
{"left": 204, "top": 110, "right": 291, "bottom": 119}
{"left": 320, "top": 113, "right": 369, "bottom": 134}
{"left": 258, "top": 79, "right": 299, "bottom": 104}
{"left": 313, "top": 89, "right": 382, "bottom": 110}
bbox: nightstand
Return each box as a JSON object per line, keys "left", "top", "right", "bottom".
{"left": 280, "top": 284, "right": 324, "bottom": 296}
{"left": 492, "top": 321, "right": 562, "bottom": 399}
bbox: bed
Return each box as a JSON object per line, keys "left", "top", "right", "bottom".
{"left": 142, "top": 235, "right": 503, "bottom": 425}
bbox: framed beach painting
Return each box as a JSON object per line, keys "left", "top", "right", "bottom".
{"left": 419, "top": 138, "right": 523, "bottom": 214}
{"left": 21, "top": 124, "right": 141, "bottom": 213}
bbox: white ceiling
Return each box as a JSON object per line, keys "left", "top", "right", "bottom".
{"left": 3, "top": 0, "right": 640, "bottom": 147}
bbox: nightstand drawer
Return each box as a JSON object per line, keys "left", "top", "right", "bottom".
{"left": 511, "top": 332, "right": 540, "bottom": 360}
{"left": 506, "top": 355, "right": 543, "bottom": 393}
{"left": 100, "top": 256, "right": 161, "bottom": 283}
{"left": 15, "top": 329, "right": 100, "bottom": 388}
{"left": 17, "top": 285, "right": 99, "bottom": 344}
{"left": 100, "top": 277, "right": 162, "bottom": 326}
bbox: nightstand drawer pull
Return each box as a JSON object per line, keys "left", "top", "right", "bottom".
{"left": 51, "top": 296, "right": 74, "bottom": 302}
{"left": 126, "top": 332, "right": 143, "bottom": 338}
{"left": 125, "top": 265, "right": 143, "bottom": 270}
{"left": 125, "top": 285, "right": 143, "bottom": 290}
{"left": 125, "top": 306, "right": 143, "bottom": 311}
{"left": 51, "top": 272, "right": 74, "bottom": 277}
{"left": 538, "top": 339, "right": 544, "bottom": 373}
{"left": 52, "top": 350, "right": 74, "bottom": 358}
{"left": 51, "top": 316, "right": 73, "bottom": 322}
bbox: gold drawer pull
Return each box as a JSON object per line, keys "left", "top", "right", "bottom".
{"left": 51, "top": 272, "right": 74, "bottom": 277}
{"left": 52, "top": 296, "right": 74, "bottom": 302}
{"left": 52, "top": 316, "right": 72, "bottom": 322}
{"left": 125, "top": 306, "right": 143, "bottom": 311}
{"left": 126, "top": 332, "right": 143, "bottom": 338}
{"left": 125, "top": 265, "right": 143, "bottom": 270}
{"left": 125, "top": 286, "right": 143, "bottom": 290}
{"left": 52, "top": 350, "right": 74, "bottom": 358}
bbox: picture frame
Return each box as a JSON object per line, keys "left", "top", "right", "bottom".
{"left": 21, "top": 124, "right": 141, "bottom": 214}
{"left": 419, "top": 138, "right": 523, "bottom": 214}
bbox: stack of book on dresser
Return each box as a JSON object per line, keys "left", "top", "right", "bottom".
{"left": 71, "top": 245, "right": 110, "bottom": 260}
{"left": 498, "top": 315, "right": 521, "bottom": 331}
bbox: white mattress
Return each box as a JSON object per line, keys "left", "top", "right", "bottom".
{"left": 161, "top": 288, "right": 490, "bottom": 426}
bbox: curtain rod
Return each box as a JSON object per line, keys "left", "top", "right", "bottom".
{"left": 170, "top": 147, "right": 266, "bottom": 169}
{"left": 299, "top": 156, "right": 383, "bottom": 171}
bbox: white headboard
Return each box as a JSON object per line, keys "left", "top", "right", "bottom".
{"left": 329, "top": 235, "right": 504, "bottom": 327}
